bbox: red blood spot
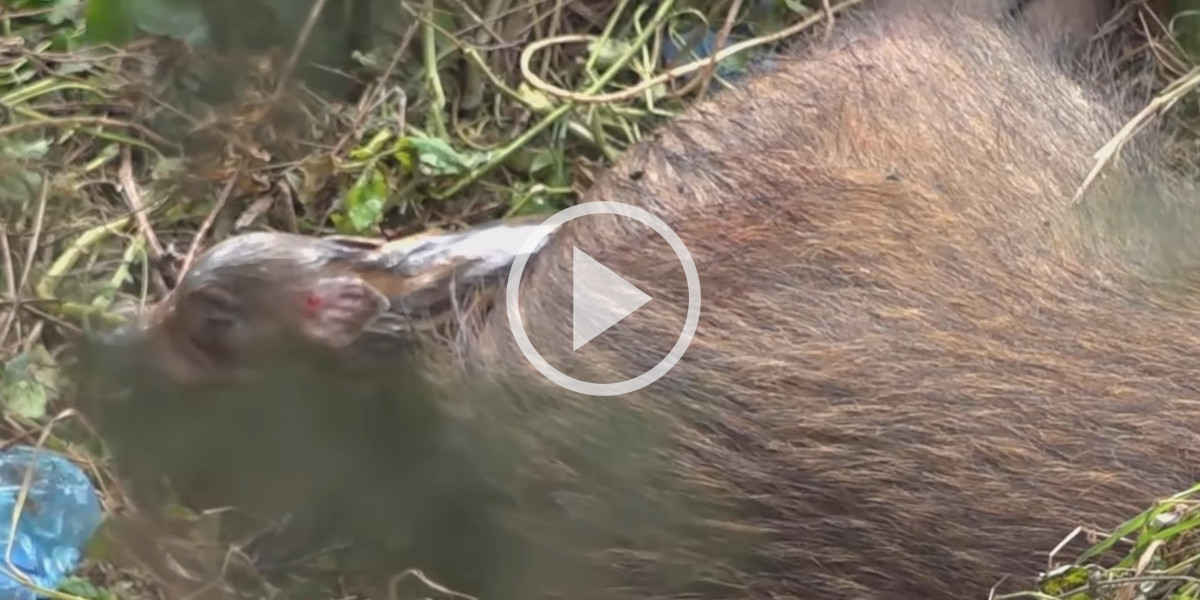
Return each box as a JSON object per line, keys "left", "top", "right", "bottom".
{"left": 303, "top": 293, "right": 324, "bottom": 317}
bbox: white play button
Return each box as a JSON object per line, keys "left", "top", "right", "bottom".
{"left": 506, "top": 200, "right": 701, "bottom": 397}
{"left": 571, "top": 247, "right": 652, "bottom": 351}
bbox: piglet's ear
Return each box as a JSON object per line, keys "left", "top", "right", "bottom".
{"left": 297, "top": 275, "right": 389, "bottom": 349}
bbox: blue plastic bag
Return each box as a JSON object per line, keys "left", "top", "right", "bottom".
{"left": 0, "top": 445, "right": 104, "bottom": 600}
{"left": 661, "top": 27, "right": 745, "bottom": 82}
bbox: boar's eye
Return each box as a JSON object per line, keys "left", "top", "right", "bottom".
{"left": 183, "top": 289, "right": 247, "bottom": 360}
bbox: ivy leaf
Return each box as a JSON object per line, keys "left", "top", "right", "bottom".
{"left": 340, "top": 166, "right": 388, "bottom": 234}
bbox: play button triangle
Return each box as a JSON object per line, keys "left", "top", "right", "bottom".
{"left": 571, "top": 247, "right": 652, "bottom": 351}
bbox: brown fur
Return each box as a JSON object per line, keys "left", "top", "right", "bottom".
{"left": 76, "top": 1, "right": 1200, "bottom": 600}
{"left": 1020, "top": 0, "right": 1114, "bottom": 45}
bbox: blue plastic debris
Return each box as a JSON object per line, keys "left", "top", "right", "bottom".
{"left": 659, "top": 0, "right": 791, "bottom": 84}
{"left": 0, "top": 445, "right": 104, "bottom": 600}
{"left": 661, "top": 27, "right": 746, "bottom": 82}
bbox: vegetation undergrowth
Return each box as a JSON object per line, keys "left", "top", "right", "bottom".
{"left": 2, "top": 0, "right": 1200, "bottom": 598}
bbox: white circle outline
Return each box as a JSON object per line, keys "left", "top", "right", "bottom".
{"left": 505, "top": 201, "right": 702, "bottom": 397}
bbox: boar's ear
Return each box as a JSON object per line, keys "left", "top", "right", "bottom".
{"left": 296, "top": 275, "right": 390, "bottom": 349}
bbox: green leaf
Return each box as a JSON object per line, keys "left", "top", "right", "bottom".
{"left": 82, "top": 0, "right": 136, "bottom": 45}
{"left": 1, "top": 346, "right": 60, "bottom": 421}
{"left": 392, "top": 144, "right": 415, "bottom": 172}
{"left": 51, "top": 27, "right": 87, "bottom": 54}
{"left": 58, "top": 576, "right": 118, "bottom": 600}
{"left": 47, "top": 0, "right": 83, "bottom": 25}
{"left": 530, "top": 148, "right": 559, "bottom": 175}
{"left": 517, "top": 82, "right": 555, "bottom": 113}
{"left": 82, "top": 0, "right": 208, "bottom": 46}
{"left": 0, "top": 169, "right": 44, "bottom": 212}
{"left": 341, "top": 166, "right": 388, "bottom": 233}
{"left": 1, "top": 377, "right": 48, "bottom": 420}
{"left": 126, "top": 0, "right": 209, "bottom": 46}
{"left": 349, "top": 129, "right": 394, "bottom": 161}
{"left": 507, "top": 182, "right": 565, "bottom": 217}
{"left": 588, "top": 38, "right": 635, "bottom": 70}
{"left": 1, "top": 138, "right": 51, "bottom": 160}
{"left": 405, "top": 137, "right": 489, "bottom": 176}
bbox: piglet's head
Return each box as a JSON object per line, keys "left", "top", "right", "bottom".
{"left": 96, "top": 217, "right": 559, "bottom": 386}
{"left": 101, "top": 232, "right": 388, "bottom": 386}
